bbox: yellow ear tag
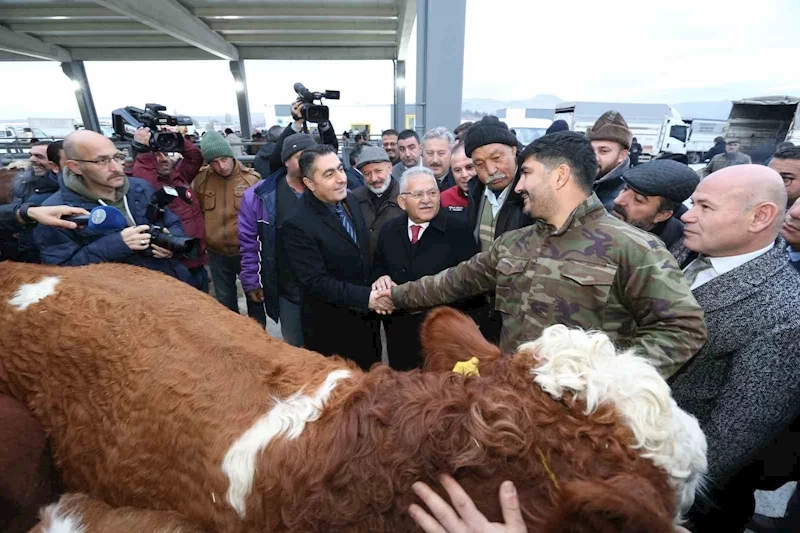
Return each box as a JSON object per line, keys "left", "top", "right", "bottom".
{"left": 452, "top": 357, "right": 480, "bottom": 377}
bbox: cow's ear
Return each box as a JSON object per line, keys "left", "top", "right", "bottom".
{"left": 419, "top": 307, "right": 501, "bottom": 373}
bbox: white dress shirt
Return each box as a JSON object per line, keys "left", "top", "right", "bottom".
{"left": 484, "top": 183, "right": 512, "bottom": 218}
{"left": 686, "top": 242, "right": 775, "bottom": 290}
{"left": 407, "top": 219, "right": 431, "bottom": 242}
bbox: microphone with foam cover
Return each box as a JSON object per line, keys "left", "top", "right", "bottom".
{"left": 65, "top": 205, "right": 128, "bottom": 230}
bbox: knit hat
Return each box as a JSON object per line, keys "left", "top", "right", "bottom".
{"left": 281, "top": 133, "right": 317, "bottom": 162}
{"left": 200, "top": 130, "right": 235, "bottom": 163}
{"left": 546, "top": 119, "right": 570, "bottom": 135}
{"left": 586, "top": 111, "right": 633, "bottom": 150}
{"left": 356, "top": 145, "right": 391, "bottom": 170}
{"left": 463, "top": 116, "right": 518, "bottom": 157}
{"left": 621, "top": 160, "right": 699, "bottom": 203}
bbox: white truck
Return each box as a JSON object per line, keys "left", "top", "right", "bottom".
{"left": 554, "top": 102, "right": 687, "bottom": 160}
{"left": 27, "top": 117, "right": 78, "bottom": 139}
{"left": 495, "top": 107, "right": 553, "bottom": 146}
{"left": 683, "top": 118, "right": 727, "bottom": 163}
{"left": 722, "top": 96, "right": 800, "bottom": 163}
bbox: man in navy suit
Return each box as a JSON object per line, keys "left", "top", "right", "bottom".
{"left": 372, "top": 166, "right": 480, "bottom": 370}
{"left": 282, "top": 145, "right": 390, "bottom": 370}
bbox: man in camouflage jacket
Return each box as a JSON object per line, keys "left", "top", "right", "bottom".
{"left": 387, "top": 132, "right": 707, "bottom": 378}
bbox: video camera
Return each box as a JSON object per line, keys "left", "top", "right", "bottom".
{"left": 144, "top": 186, "right": 200, "bottom": 259}
{"left": 112, "top": 103, "right": 193, "bottom": 152}
{"left": 293, "top": 83, "right": 340, "bottom": 124}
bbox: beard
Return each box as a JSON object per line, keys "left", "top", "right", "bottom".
{"left": 366, "top": 178, "right": 391, "bottom": 195}
{"left": 611, "top": 204, "right": 658, "bottom": 231}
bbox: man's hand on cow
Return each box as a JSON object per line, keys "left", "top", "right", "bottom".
{"left": 25, "top": 205, "right": 89, "bottom": 229}
{"left": 369, "top": 289, "right": 394, "bottom": 315}
{"left": 247, "top": 289, "right": 265, "bottom": 303}
{"left": 409, "top": 475, "right": 526, "bottom": 533}
{"left": 121, "top": 225, "right": 152, "bottom": 252}
{"left": 372, "top": 275, "right": 397, "bottom": 291}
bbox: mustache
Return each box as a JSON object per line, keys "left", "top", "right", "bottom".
{"left": 485, "top": 172, "right": 506, "bottom": 184}
{"left": 611, "top": 204, "right": 628, "bottom": 219}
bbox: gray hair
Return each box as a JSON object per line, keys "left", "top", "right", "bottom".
{"left": 422, "top": 126, "right": 455, "bottom": 148}
{"left": 398, "top": 165, "right": 437, "bottom": 194}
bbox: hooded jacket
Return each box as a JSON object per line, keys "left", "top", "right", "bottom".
{"left": 34, "top": 171, "right": 190, "bottom": 283}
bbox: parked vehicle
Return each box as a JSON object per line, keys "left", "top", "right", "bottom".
{"left": 495, "top": 108, "right": 553, "bottom": 146}
{"left": 554, "top": 102, "right": 687, "bottom": 160}
{"left": 722, "top": 95, "right": 800, "bottom": 163}
{"left": 684, "top": 118, "right": 727, "bottom": 163}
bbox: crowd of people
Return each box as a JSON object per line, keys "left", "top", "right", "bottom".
{"left": 1, "top": 100, "right": 799, "bottom": 533}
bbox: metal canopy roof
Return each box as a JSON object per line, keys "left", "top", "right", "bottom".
{"left": 0, "top": 0, "right": 416, "bottom": 62}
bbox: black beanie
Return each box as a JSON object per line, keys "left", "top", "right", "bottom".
{"left": 281, "top": 133, "right": 317, "bottom": 163}
{"left": 546, "top": 119, "right": 570, "bottom": 135}
{"left": 463, "top": 116, "right": 518, "bottom": 157}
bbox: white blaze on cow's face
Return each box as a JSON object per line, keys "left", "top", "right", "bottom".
{"left": 519, "top": 325, "right": 708, "bottom": 523}
{"left": 222, "top": 369, "right": 352, "bottom": 519}
{"left": 8, "top": 276, "right": 61, "bottom": 310}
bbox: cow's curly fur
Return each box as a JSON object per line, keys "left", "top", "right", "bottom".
{"left": 0, "top": 263, "right": 699, "bottom": 533}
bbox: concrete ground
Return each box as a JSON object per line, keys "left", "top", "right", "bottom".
{"left": 235, "top": 281, "right": 794, "bottom": 526}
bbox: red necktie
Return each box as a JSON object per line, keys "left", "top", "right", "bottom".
{"left": 410, "top": 225, "right": 422, "bottom": 244}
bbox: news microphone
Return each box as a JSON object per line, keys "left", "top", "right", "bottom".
{"left": 65, "top": 205, "right": 128, "bottom": 231}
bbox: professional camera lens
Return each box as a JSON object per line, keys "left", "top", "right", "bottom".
{"left": 152, "top": 132, "right": 183, "bottom": 153}
{"left": 151, "top": 228, "right": 200, "bottom": 259}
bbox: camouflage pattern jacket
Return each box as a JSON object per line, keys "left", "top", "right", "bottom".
{"left": 392, "top": 193, "right": 707, "bottom": 377}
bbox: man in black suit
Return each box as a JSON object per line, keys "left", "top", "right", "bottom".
{"left": 282, "top": 145, "right": 390, "bottom": 370}
{"left": 372, "top": 166, "right": 480, "bottom": 370}
{"left": 669, "top": 164, "right": 800, "bottom": 533}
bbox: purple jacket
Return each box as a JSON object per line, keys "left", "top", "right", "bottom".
{"left": 238, "top": 168, "right": 282, "bottom": 321}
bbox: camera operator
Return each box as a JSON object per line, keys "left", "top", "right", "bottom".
{"left": 267, "top": 98, "right": 339, "bottom": 174}
{"left": 132, "top": 126, "right": 209, "bottom": 291}
{"left": 33, "top": 130, "right": 191, "bottom": 283}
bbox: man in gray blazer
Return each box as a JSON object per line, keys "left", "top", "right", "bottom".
{"left": 669, "top": 165, "right": 800, "bottom": 533}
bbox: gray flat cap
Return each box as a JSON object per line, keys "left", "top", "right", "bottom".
{"left": 356, "top": 145, "right": 391, "bottom": 169}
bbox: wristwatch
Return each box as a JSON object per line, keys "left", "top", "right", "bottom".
{"left": 18, "top": 203, "right": 37, "bottom": 225}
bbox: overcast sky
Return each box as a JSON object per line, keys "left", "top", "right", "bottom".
{"left": 1, "top": 0, "right": 799, "bottom": 120}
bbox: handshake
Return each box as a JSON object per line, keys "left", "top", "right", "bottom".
{"left": 368, "top": 275, "right": 397, "bottom": 315}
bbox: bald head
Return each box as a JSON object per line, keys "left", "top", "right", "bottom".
{"left": 704, "top": 164, "right": 786, "bottom": 221}
{"left": 63, "top": 130, "right": 115, "bottom": 161}
{"left": 683, "top": 165, "right": 785, "bottom": 257}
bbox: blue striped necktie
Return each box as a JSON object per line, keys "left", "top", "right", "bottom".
{"left": 334, "top": 203, "right": 359, "bottom": 245}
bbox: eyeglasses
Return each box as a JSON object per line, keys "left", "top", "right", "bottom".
{"left": 783, "top": 176, "right": 795, "bottom": 186}
{"left": 72, "top": 153, "right": 126, "bottom": 166}
{"left": 401, "top": 189, "right": 439, "bottom": 200}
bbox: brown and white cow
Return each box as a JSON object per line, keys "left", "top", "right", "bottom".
{"left": 0, "top": 262, "right": 706, "bottom": 533}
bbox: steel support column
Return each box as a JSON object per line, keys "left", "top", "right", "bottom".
{"left": 230, "top": 60, "right": 251, "bottom": 139}
{"left": 415, "top": 0, "right": 466, "bottom": 136}
{"left": 393, "top": 60, "right": 406, "bottom": 131}
{"left": 61, "top": 60, "right": 101, "bottom": 133}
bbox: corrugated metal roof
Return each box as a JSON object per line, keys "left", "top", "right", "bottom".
{"left": 0, "top": 0, "right": 415, "bottom": 62}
